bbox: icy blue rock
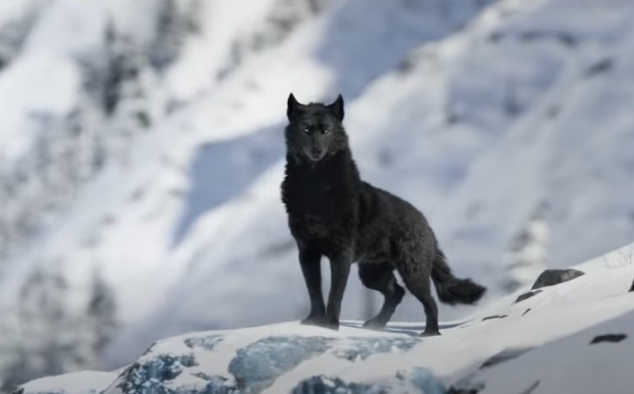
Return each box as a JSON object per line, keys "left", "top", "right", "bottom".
{"left": 116, "top": 354, "right": 197, "bottom": 394}
{"left": 186, "top": 375, "right": 236, "bottom": 394}
{"left": 291, "top": 375, "right": 385, "bottom": 394}
{"left": 332, "top": 337, "right": 422, "bottom": 361}
{"left": 115, "top": 368, "right": 236, "bottom": 394}
{"left": 226, "top": 335, "right": 422, "bottom": 393}
{"left": 184, "top": 335, "right": 224, "bottom": 351}
{"left": 293, "top": 367, "right": 446, "bottom": 394}
{"left": 22, "top": 334, "right": 430, "bottom": 394}
{"left": 228, "top": 336, "right": 334, "bottom": 394}
{"left": 403, "top": 367, "right": 447, "bottom": 394}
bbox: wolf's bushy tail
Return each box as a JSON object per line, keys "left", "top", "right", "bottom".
{"left": 431, "top": 249, "right": 486, "bottom": 305}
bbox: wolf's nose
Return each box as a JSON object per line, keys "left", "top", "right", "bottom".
{"left": 311, "top": 148, "right": 321, "bottom": 156}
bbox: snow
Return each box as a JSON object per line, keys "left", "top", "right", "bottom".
{"left": 0, "top": 52, "right": 79, "bottom": 161}
{"left": 18, "top": 371, "right": 115, "bottom": 394}
{"left": 119, "top": 0, "right": 634, "bottom": 361}
{"left": 18, "top": 242, "right": 634, "bottom": 393}
{"left": 2, "top": 0, "right": 498, "bottom": 363}
{"left": 0, "top": 0, "right": 633, "bottom": 385}
{"left": 458, "top": 311, "right": 634, "bottom": 394}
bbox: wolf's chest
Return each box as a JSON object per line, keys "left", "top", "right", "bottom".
{"left": 289, "top": 212, "right": 355, "bottom": 252}
{"left": 298, "top": 214, "right": 333, "bottom": 238}
{"left": 283, "top": 180, "right": 354, "bottom": 240}
{"left": 283, "top": 177, "right": 339, "bottom": 214}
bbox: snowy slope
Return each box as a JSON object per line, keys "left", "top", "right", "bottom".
{"left": 18, "top": 242, "right": 634, "bottom": 393}
{"left": 1, "top": 0, "right": 634, "bottom": 381}
{"left": 0, "top": 0, "right": 496, "bottom": 369}
{"left": 111, "top": 0, "right": 634, "bottom": 365}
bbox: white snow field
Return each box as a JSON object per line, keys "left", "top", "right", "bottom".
{"left": 107, "top": 0, "right": 634, "bottom": 365}
{"left": 0, "top": 0, "right": 633, "bottom": 385}
{"left": 19, "top": 242, "right": 634, "bottom": 393}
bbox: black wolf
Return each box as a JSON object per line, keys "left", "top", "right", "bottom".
{"left": 281, "top": 93, "right": 486, "bottom": 336}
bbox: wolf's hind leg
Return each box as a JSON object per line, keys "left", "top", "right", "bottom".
{"left": 358, "top": 262, "right": 405, "bottom": 329}
{"left": 394, "top": 246, "right": 440, "bottom": 336}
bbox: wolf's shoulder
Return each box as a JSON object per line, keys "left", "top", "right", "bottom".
{"left": 359, "top": 181, "right": 422, "bottom": 215}
{"left": 359, "top": 181, "right": 395, "bottom": 200}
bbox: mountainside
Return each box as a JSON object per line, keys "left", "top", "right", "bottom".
{"left": 18, "top": 242, "right": 634, "bottom": 393}
{"left": 0, "top": 0, "right": 633, "bottom": 384}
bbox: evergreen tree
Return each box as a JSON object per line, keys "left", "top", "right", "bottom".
{"left": 0, "top": 267, "right": 69, "bottom": 389}
{"left": 102, "top": 18, "right": 122, "bottom": 116}
{"left": 0, "top": 265, "right": 111, "bottom": 389}
{"left": 185, "top": 0, "right": 204, "bottom": 34}
{"left": 87, "top": 268, "right": 118, "bottom": 357}
{"left": 150, "top": 0, "right": 188, "bottom": 73}
{"left": 102, "top": 19, "right": 149, "bottom": 119}
{"left": 101, "top": 18, "right": 162, "bottom": 164}
{"left": 219, "top": 0, "right": 332, "bottom": 79}
{"left": 0, "top": 2, "right": 39, "bottom": 70}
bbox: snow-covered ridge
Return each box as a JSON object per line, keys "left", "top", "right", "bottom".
{"left": 18, "top": 242, "right": 634, "bottom": 394}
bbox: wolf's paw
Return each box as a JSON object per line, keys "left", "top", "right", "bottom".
{"left": 362, "top": 318, "right": 388, "bottom": 330}
{"left": 300, "top": 314, "right": 325, "bottom": 326}
{"left": 321, "top": 316, "right": 340, "bottom": 331}
{"left": 420, "top": 329, "right": 441, "bottom": 337}
{"left": 300, "top": 315, "right": 339, "bottom": 331}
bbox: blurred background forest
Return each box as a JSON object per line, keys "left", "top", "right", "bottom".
{"left": 0, "top": 0, "right": 633, "bottom": 388}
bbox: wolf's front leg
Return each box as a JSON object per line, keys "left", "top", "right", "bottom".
{"left": 298, "top": 247, "right": 326, "bottom": 326}
{"left": 324, "top": 250, "right": 353, "bottom": 330}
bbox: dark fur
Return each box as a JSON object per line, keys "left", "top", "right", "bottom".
{"left": 281, "top": 93, "right": 486, "bottom": 336}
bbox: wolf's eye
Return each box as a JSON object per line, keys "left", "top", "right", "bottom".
{"left": 303, "top": 128, "right": 310, "bottom": 134}
{"left": 323, "top": 129, "right": 330, "bottom": 134}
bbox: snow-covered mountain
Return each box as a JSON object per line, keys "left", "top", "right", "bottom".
{"left": 0, "top": 0, "right": 633, "bottom": 386}
{"left": 17, "top": 242, "right": 634, "bottom": 393}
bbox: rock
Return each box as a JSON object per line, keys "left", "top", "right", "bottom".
{"left": 184, "top": 335, "right": 223, "bottom": 350}
{"left": 520, "top": 380, "right": 541, "bottom": 394}
{"left": 531, "top": 269, "right": 585, "bottom": 290}
{"left": 479, "top": 348, "right": 533, "bottom": 369}
{"left": 95, "top": 333, "right": 425, "bottom": 394}
{"left": 228, "top": 336, "right": 422, "bottom": 393}
{"left": 515, "top": 290, "right": 542, "bottom": 303}
{"left": 629, "top": 277, "right": 634, "bottom": 292}
{"left": 404, "top": 367, "right": 447, "bottom": 394}
{"left": 228, "top": 336, "right": 333, "bottom": 393}
{"left": 589, "top": 333, "right": 627, "bottom": 344}
{"left": 331, "top": 337, "right": 421, "bottom": 361}
{"left": 291, "top": 376, "right": 380, "bottom": 394}
{"left": 447, "top": 388, "right": 482, "bottom": 394}
{"left": 293, "top": 368, "right": 445, "bottom": 394}
{"left": 584, "top": 58, "right": 613, "bottom": 77}
{"left": 447, "top": 380, "right": 485, "bottom": 394}
{"left": 481, "top": 315, "right": 507, "bottom": 321}
{"left": 115, "top": 354, "right": 198, "bottom": 394}
{"left": 450, "top": 377, "right": 538, "bottom": 394}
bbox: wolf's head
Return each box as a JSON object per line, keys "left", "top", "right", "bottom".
{"left": 285, "top": 93, "right": 347, "bottom": 163}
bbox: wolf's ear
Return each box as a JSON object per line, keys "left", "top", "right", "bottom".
{"left": 328, "top": 94, "right": 344, "bottom": 122}
{"left": 287, "top": 93, "right": 302, "bottom": 122}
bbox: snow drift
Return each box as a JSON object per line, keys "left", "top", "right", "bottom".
{"left": 17, "top": 242, "right": 634, "bottom": 393}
